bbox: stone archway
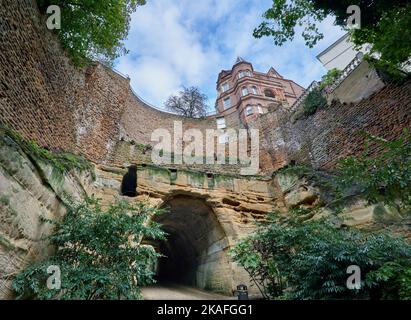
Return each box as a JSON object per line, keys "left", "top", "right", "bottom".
{"left": 151, "top": 195, "right": 233, "bottom": 294}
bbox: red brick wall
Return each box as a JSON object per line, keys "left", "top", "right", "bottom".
{"left": 0, "top": 0, "right": 83, "bottom": 151}
{"left": 2, "top": 1, "right": 409, "bottom": 174}
{"left": 0, "top": 1, "right": 221, "bottom": 164}
{"left": 258, "top": 79, "right": 411, "bottom": 171}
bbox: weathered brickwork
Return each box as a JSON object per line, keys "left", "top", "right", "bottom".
{"left": 250, "top": 76, "right": 411, "bottom": 173}
{"left": 0, "top": 0, "right": 83, "bottom": 151}
{"left": 0, "top": 0, "right": 222, "bottom": 165}
{"left": 1, "top": 0, "right": 410, "bottom": 176}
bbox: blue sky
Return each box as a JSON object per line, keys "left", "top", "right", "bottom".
{"left": 115, "top": 0, "right": 346, "bottom": 111}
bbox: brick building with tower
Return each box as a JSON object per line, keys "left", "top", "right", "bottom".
{"left": 215, "top": 57, "right": 304, "bottom": 127}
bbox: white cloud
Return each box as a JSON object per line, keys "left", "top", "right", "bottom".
{"left": 115, "top": 0, "right": 346, "bottom": 109}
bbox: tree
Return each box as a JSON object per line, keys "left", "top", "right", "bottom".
{"left": 164, "top": 87, "right": 208, "bottom": 118}
{"left": 231, "top": 213, "right": 411, "bottom": 300}
{"left": 254, "top": 1, "right": 411, "bottom": 73}
{"left": 231, "top": 133, "right": 411, "bottom": 300}
{"left": 13, "top": 197, "right": 165, "bottom": 300}
{"left": 36, "top": 0, "right": 146, "bottom": 66}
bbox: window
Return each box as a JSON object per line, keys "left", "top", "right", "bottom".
{"left": 258, "top": 104, "right": 264, "bottom": 114}
{"left": 245, "top": 105, "right": 253, "bottom": 116}
{"left": 252, "top": 86, "right": 258, "bottom": 94}
{"left": 264, "top": 89, "right": 276, "bottom": 98}
{"left": 241, "top": 86, "right": 248, "bottom": 96}
{"left": 221, "top": 82, "right": 229, "bottom": 92}
{"left": 238, "top": 70, "right": 251, "bottom": 79}
{"left": 223, "top": 97, "right": 231, "bottom": 109}
{"left": 216, "top": 117, "right": 226, "bottom": 129}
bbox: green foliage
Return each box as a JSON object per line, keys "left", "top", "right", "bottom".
{"left": 302, "top": 88, "right": 326, "bottom": 116}
{"left": 13, "top": 196, "right": 165, "bottom": 300}
{"left": 352, "top": 4, "right": 411, "bottom": 77}
{"left": 0, "top": 195, "right": 10, "bottom": 206}
{"left": 1, "top": 124, "right": 94, "bottom": 177}
{"left": 136, "top": 143, "right": 153, "bottom": 154}
{"left": 231, "top": 213, "right": 411, "bottom": 300}
{"left": 255, "top": 1, "right": 411, "bottom": 72}
{"left": 254, "top": 0, "right": 328, "bottom": 48}
{"left": 233, "top": 133, "right": 411, "bottom": 300}
{"left": 36, "top": 0, "right": 146, "bottom": 66}
{"left": 337, "top": 130, "right": 411, "bottom": 211}
{"left": 319, "top": 68, "right": 341, "bottom": 90}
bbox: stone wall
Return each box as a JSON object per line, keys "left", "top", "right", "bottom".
{"left": 0, "top": 128, "right": 94, "bottom": 299}
{"left": 0, "top": 0, "right": 223, "bottom": 166}
{"left": 2, "top": 0, "right": 410, "bottom": 175}
{"left": 284, "top": 77, "right": 411, "bottom": 169}
{"left": 251, "top": 71, "right": 411, "bottom": 172}
{"left": 0, "top": 0, "right": 83, "bottom": 152}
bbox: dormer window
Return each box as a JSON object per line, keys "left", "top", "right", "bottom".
{"left": 241, "top": 86, "right": 248, "bottom": 96}
{"left": 245, "top": 105, "right": 253, "bottom": 116}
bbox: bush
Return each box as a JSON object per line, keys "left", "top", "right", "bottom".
{"left": 231, "top": 213, "right": 411, "bottom": 300}
{"left": 13, "top": 197, "right": 165, "bottom": 300}
{"left": 232, "top": 133, "right": 411, "bottom": 300}
{"left": 319, "top": 68, "right": 341, "bottom": 91}
{"left": 302, "top": 88, "right": 326, "bottom": 117}
{"left": 337, "top": 130, "right": 411, "bottom": 211}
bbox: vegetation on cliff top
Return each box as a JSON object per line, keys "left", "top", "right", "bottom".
{"left": 13, "top": 197, "right": 165, "bottom": 300}
{"left": 1, "top": 125, "right": 94, "bottom": 178}
{"left": 36, "top": 0, "right": 146, "bottom": 66}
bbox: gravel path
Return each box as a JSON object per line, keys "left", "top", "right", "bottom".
{"left": 141, "top": 284, "right": 236, "bottom": 300}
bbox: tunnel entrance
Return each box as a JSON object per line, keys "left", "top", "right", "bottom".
{"left": 121, "top": 165, "right": 137, "bottom": 197}
{"left": 151, "top": 196, "right": 232, "bottom": 293}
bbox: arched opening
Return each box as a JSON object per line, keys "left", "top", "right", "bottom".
{"left": 120, "top": 165, "right": 137, "bottom": 197}
{"left": 264, "top": 89, "right": 276, "bottom": 98}
{"left": 151, "top": 195, "right": 232, "bottom": 293}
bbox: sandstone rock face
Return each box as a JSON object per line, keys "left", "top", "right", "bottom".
{"left": 92, "top": 164, "right": 280, "bottom": 296}
{"left": 276, "top": 172, "right": 320, "bottom": 208}
{"left": 0, "top": 135, "right": 93, "bottom": 299}
{"left": 1, "top": 139, "right": 409, "bottom": 299}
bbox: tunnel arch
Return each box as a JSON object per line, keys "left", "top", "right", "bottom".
{"left": 150, "top": 195, "right": 234, "bottom": 294}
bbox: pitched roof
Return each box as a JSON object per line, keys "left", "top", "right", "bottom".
{"left": 267, "top": 67, "right": 282, "bottom": 78}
